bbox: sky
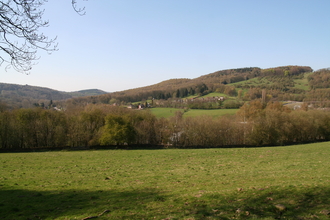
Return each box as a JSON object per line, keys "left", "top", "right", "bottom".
{"left": 1, "top": 0, "right": 330, "bottom": 92}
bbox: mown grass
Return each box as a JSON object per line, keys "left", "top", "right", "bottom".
{"left": 184, "top": 109, "right": 238, "bottom": 118}
{"left": 201, "top": 92, "right": 228, "bottom": 98}
{"left": 1, "top": 142, "right": 330, "bottom": 219}
{"left": 149, "top": 108, "right": 184, "bottom": 118}
{"left": 149, "top": 108, "right": 238, "bottom": 118}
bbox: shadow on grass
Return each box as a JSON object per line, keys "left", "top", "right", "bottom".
{"left": 1, "top": 186, "right": 330, "bottom": 219}
{"left": 182, "top": 186, "right": 330, "bottom": 219}
{"left": 0, "top": 187, "right": 167, "bottom": 220}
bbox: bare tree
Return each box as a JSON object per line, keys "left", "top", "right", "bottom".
{"left": 0, "top": 0, "right": 84, "bottom": 74}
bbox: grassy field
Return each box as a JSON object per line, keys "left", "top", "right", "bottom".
{"left": 149, "top": 108, "right": 184, "bottom": 118}
{"left": 232, "top": 73, "right": 312, "bottom": 92}
{"left": 293, "top": 73, "right": 312, "bottom": 91}
{"left": 149, "top": 108, "right": 238, "bottom": 118}
{"left": 184, "top": 109, "right": 238, "bottom": 118}
{"left": 1, "top": 142, "right": 330, "bottom": 219}
{"left": 201, "top": 92, "right": 228, "bottom": 98}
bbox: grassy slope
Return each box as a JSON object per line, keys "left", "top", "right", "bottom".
{"left": 232, "top": 72, "right": 313, "bottom": 92}
{"left": 149, "top": 93, "right": 238, "bottom": 119}
{"left": 184, "top": 109, "right": 238, "bottom": 118}
{"left": 201, "top": 92, "right": 228, "bottom": 98}
{"left": 149, "top": 108, "right": 184, "bottom": 118}
{"left": 1, "top": 142, "right": 330, "bottom": 220}
{"left": 231, "top": 77, "right": 271, "bottom": 87}
{"left": 293, "top": 72, "right": 312, "bottom": 90}
{"left": 149, "top": 108, "right": 237, "bottom": 118}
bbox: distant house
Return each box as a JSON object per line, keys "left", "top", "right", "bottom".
{"left": 53, "top": 107, "right": 61, "bottom": 111}
{"left": 218, "top": 96, "right": 225, "bottom": 101}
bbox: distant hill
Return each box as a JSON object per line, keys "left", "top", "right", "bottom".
{"left": 2, "top": 65, "right": 330, "bottom": 109}
{"left": 67, "top": 89, "right": 108, "bottom": 97}
{"left": 99, "top": 65, "right": 314, "bottom": 103}
{"left": 0, "top": 83, "right": 107, "bottom": 109}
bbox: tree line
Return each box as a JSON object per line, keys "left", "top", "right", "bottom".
{"left": 308, "top": 68, "right": 330, "bottom": 89}
{"left": 1, "top": 102, "right": 330, "bottom": 150}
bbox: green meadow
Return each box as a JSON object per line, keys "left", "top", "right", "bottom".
{"left": 149, "top": 108, "right": 184, "bottom": 118}
{"left": 201, "top": 92, "right": 228, "bottom": 98}
{"left": 183, "top": 109, "right": 238, "bottom": 118}
{"left": 293, "top": 72, "right": 312, "bottom": 91}
{"left": 149, "top": 108, "right": 237, "bottom": 118}
{"left": 1, "top": 142, "right": 330, "bottom": 219}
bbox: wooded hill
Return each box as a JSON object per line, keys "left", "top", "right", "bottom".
{"left": 2, "top": 65, "right": 330, "bottom": 149}
{"left": 111, "top": 65, "right": 314, "bottom": 101}
{"left": 59, "top": 65, "right": 330, "bottom": 109}
{"left": 2, "top": 65, "right": 330, "bottom": 109}
{"left": 0, "top": 83, "right": 107, "bottom": 109}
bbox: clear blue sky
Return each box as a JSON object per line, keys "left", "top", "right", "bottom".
{"left": 1, "top": 0, "right": 330, "bottom": 92}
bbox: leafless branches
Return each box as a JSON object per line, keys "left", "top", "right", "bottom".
{"left": 0, "top": 0, "right": 86, "bottom": 74}
{"left": 72, "top": 0, "right": 86, "bottom": 16}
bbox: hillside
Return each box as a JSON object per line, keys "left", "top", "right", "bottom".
{"left": 90, "top": 65, "right": 316, "bottom": 105}
{"left": 67, "top": 89, "right": 108, "bottom": 97}
{"left": 0, "top": 83, "right": 107, "bottom": 109}
{"left": 2, "top": 66, "right": 330, "bottom": 109}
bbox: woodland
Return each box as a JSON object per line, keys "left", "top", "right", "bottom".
{"left": 0, "top": 83, "right": 107, "bottom": 109}
{"left": 1, "top": 100, "right": 330, "bottom": 150}
{"left": 1, "top": 66, "right": 330, "bottom": 150}
{"left": 2, "top": 3, "right": 330, "bottom": 219}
